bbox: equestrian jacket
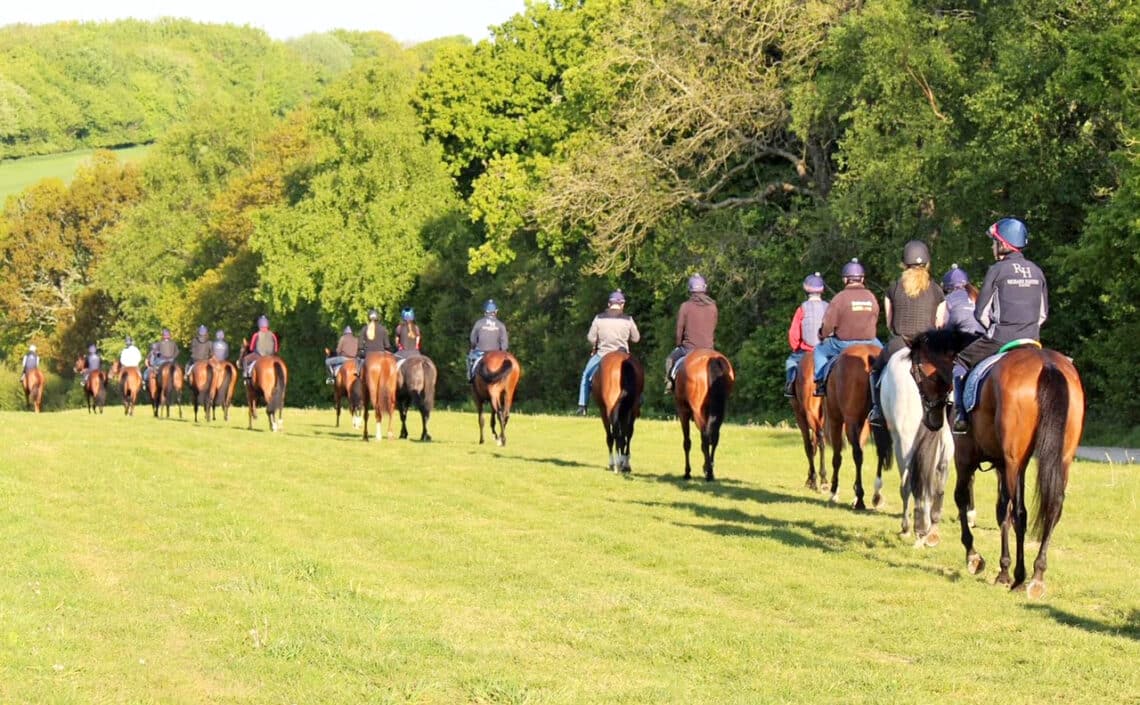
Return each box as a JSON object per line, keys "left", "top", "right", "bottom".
{"left": 22, "top": 353, "right": 38, "bottom": 371}
{"left": 945, "top": 288, "right": 984, "bottom": 335}
{"left": 157, "top": 339, "right": 179, "bottom": 360}
{"left": 788, "top": 297, "right": 828, "bottom": 352}
{"left": 190, "top": 335, "right": 212, "bottom": 362}
{"left": 86, "top": 353, "right": 101, "bottom": 372}
{"left": 676, "top": 294, "right": 717, "bottom": 350}
{"left": 251, "top": 330, "right": 278, "bottom": 356}
{"left": 820, "top": 283, "right": 879, "bottom": 341}
{"left": 470, "top": 317, "right": 508, "bottom": 352}
{"left": 359, "top": 322, "right": 390, "bottom": 354}
{"left": 886, "top": 280, "right": 943, "bottom": 340}
{"left": 975, "top": 252, "right": 1048, "bottom": 343}
{"left": 588, "top": 309, "right": 641, "bottom": 356}
{"left": 119, "top": 345, "right": 142, "bottom": 367}
{"left": 335, "top": 333, "right": 359, "bottom": 357}
{"left": 212, "top": 340, "right": 229, "bottom": 362}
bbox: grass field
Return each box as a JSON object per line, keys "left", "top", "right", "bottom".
{"left": 0, "top": 146, "right": 152, "bottom": 203}
{"left": 1, "top": 407, "right": 1137, "bottom": 704}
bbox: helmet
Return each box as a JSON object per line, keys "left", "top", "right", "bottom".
{"left": 988, "top": 217, "right": 1028, "bottom": 251}
{"left": 215, "top": 330, "right": 225, "bottom": 341}
{"left": 368, "top": 309, "right": 379, "bottom": 321}
{"left": 162, "top": 328, "right": 171, "bottom": 340}
{"left": 88, "top": 344, "right": 97, "bottom": 354}
{"left": 197, "top": 324, "right": 208, "bottom": 336}
{"left": 257, "top": 315, "right": 269, "bottom": 329}
{"left": 687, "top": 274, "right": 707, "bottom": 293}
{"left": 342, "top": 326, "right": 352, "bottom": 336}
{"left": 402, "top": 308, "right": 415, "bottom": 321}
{"left": 942, "top": 263, "right": 970, "bottom": 290}
{"left": 607, "top": 290, "right": 626, "bottom": 305}
{"left": 125, "top": 336, "right": 133, "bottom": 346}
{"left": 802, "top": 272, "right": 825, "bottom": 294}
{"left": 28, "top": 344, "right": 37, "bottom": 352}
{"left": 841, "top": 258, "right": 865, "bottom": 279}
{"left": 902, "top": 240, "right": 930, "bottom": 267}
{"left": 483, "top": 299, "right": 498, "bottom": 314}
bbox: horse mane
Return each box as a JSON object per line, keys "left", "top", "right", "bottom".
{"left": 910, "top": 327, "right": 980, "bottom": 358}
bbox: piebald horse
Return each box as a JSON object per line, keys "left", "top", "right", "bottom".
{"left": 109, "top": 360, "right": 142, "bottom": 416}
{"left": 472, "top": 351, "right": 521, "bottom": 447}
{"left": 673, "top": 349, "right": 734, "bottom": 481}
{"left": 591, "top": 351, "right": 644, "bottom": 473}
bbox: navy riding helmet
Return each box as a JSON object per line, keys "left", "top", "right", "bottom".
{"left": 802, "top": 272, "right": 825, "bottom": 294}
{"left": 841, "top": 258, "right": 865, "bottom": 279}
{"left": 942, "top": 263, "right": 969, "bottom": 290}
{"left": 483, "top": 299, "right": 498, "bottom": 315}
{"left": 988, "top": 217, "right": 1029, "bottom": 251}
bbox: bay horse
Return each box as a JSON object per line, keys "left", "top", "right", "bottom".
{"left": 109, "top": 360, "right": 142, "bottom": 416}
{"left": 327, "top": 353, "right": 363, "bottom": 430}
{"left": 74, "top": 356, "right": 107, "bottom": 414}
{"left": 673, "top": 349, "right": 734, "bottom": 481}
{"left": 360, "top": 351, "right": 398, "bottom": 441}
{"left": 151, "top": 362, "right": 183, "bottom": 419}
{"left": 187, "top": 360, "right": 214, "bottom": 422}
{"left": 591, "top": 351, "right": 644, "bottom": 473}
{"left": 472, "top": 351, "right": 521, "bottom": 447}
{"left": 822, "top": 345, "right": 890, "bottom": 509}
{"left": 790, "top": 352, "right": 826, "bottom": 490}
{"left": 239, "top": 341, "right": 288, "bottom": 432}
{"left": 397, "top": 355, "right": 437, "bottom": 442}
{"left": 208, "top": 360, "right": 239, "bottom": 422}
{"left": 909, "top": 329, "right": 1085, "bottom": 599}
{"left": 879, "top": 347, "right": 953, "bottom": 546}
{"left": 21, "top": 367, "right": 44, "bottom": 413}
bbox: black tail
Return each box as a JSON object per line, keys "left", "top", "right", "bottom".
{"left": 616, "top": 357, "right": 640, "bottom": 422}
{"left": 706, "top": 356, "right": 731, "bottom": 427}
{"left": 907, "top": 422, "right": 945, "bottom": 505}
{"left": 872, "top": 423, "right": 894, "bottom": 474}
{"left": 269, "top": 360, "right": 287, "bottom": 414}
{"left": 477, "top": 357, "right": 514, "bottom": 385}
{"left": 1033, "top": 364, "right": 1070, "bottom": 539}
{"left": 420, "top": 358, "right": 437, "bottom": 413}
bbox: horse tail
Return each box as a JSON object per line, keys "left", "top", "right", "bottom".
{"left": 421, "top": 359, "right": 437, "bottom": 412}
{"left": 872, "top": 423, "right": 893, "bottom": 473}
{"left": 1032, "top": 363, "right": 1069, "bottom": 540}
{"left": 706, "top": 356, "right": 731, "bottom": 426}
{"left": 617, "top": 357, "right": 639, "bottom": 419}
{"left": 906, "top": 422, "right": 943, "bottom": 503}
{"left": 269, "top": 360, "right": 287, "bottom": 414}
{"left": 95, "top": 372, "right": 107, "bottom": 406}
{"left": 477, "top": 357, "right": 514, "bottom": 385}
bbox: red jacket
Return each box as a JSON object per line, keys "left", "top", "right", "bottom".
{"left": 787, "top": 307, "right": 813, "bottom": 353}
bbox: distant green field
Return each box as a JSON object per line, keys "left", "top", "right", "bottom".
{"left": 0, "top": 145, "right": 151, "bottom": 203}
{"left": 0, "top": 407, "right": 1136, "bottom": 703}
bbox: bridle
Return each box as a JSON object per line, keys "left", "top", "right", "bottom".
{"left": 909, "top": 353, "right": 953, "bottom": 431}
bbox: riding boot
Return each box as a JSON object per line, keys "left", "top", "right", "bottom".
{"left": 783, "top": 370, "right": 795, "bottom": 398}
{"left": 867, "top": 369, "right": 884, "bottom": 426}
{"left": 576, "top": 405, "right": 587, "bottom": 416}
{"left": 812, "top": 378, "right": 826, "bottom": 397}
{"left": 952, "top": 374, "right": 968, "bottom": 434}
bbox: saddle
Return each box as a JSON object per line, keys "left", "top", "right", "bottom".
{"left": 962, "top": 339, "right": 1041, "bottom": 413}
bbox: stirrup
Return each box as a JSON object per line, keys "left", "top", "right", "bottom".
{"left": 868, "top": 406, "right": 884, "bottom": 427}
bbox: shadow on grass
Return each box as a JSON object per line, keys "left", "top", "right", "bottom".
{"left": 646, "top": 473, "right": 821, "bottom": 507}
{"left": 1024, "top": 605, "right": 1140, "bottom": 641}
{"left": 492, "top": 453, "right": 595, "bottom": 469}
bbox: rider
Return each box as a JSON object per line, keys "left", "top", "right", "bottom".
{"left": 144, "top": 343, "right": 160, "bottom": 385}
{"left": 812, "top": 259, "right": 882, "bottom": 396}
{"left": 942, "top": 264, "right": 985, "bottom": 335}
{"left": 20, "top": 343, "right": 39, "bottom": 387}
{"left": 468, "top": 299, "right": 509, "bottom": 381}
{"left": 119, "top": 336, "right": 142, "bottom": 369}
{"left": 356, "top": 309, "right": 391, "bottom": 373}
{"left": 951, "top": 217, "right": 1048, "bottom": 433}
{"left": 395, "top": 308, "right": 422, "bottom": 360}
{"left": 243, "top": 315, "right": 279, "bottom": 379}
{"left": 325, "top": 326, "right": 359, "bottom": 383}
{"left": 81, "top": 344, "right": 102, "bottom": 383}
{"left": 868, "top": 241, "right": 947, "bottom": 425}
{"left": 784, "top": 273, "right": 829, "bottom": 397}
{"left": 212, "top": 330, "right": 229, "bottom": 362}
{"left": 664, "top": 273, "right": 718, "bottom": 393}
{"left": 576, "top": 290, "right": 641, "bottom": 415}
{"left": 186, "top": 324, "right": 212, "bottom": 379}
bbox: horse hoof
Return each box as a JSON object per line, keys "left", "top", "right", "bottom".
{"left": 967, "top": 554, "right": 985, "bottom": 575}
{"left": 872, "top": 494, "right": 885, "bottom": 509}
{"left": 829, "top": 493, "right": 840, "bottom": 504}
{"left": 1026, "top": 579, "right": 1047, "bottom": 600}
{"left": 496, "top": 438, "right": 504, "bottom": 447}
{"left": 923, "top": 528, "right": 941, "bottom": 548}
{"left": 995, "top": 572, "right": 1012, "bottom": 587}
{"left": 852, "top": 500, "right": 868, "bottom": 512}
{"left": 912, "top": 534, "right": 926, "bottom": 549}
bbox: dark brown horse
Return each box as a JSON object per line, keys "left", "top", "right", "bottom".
{"left": 360, "top": 351, "right": 398, "bottom": 441}
{"left": 208, "top": 360, "right": 239, "bottom": 423}
{"left": 151, "top": 362, "right": 183, "bottom": 419}
{"left": 74, "top": 356, "right": 107, "bottom": 414}
{"left": 822, "top": 345, "right": 890, "bottom": 509}
{"left": 790, "top": 352, "right": 826, "bottom": 490}
{"left": 109, "top": 360, "right": 142, "bottom": 416}
{"left": 239, "top": 341, "right": 288, "bottom": 432}
{"left": 397, "top": 355, "right": 437, "bottom": 442}
{"left": 909, "top": 329, "right": 1085, "bottom": 599}
{"left": 472, "top": 351, "right": 521, "bottom": 447}
{"left": 21, "top": 367, "right": 44, "bottom": 413}
{"left": 187, "top": 360, "right": 214, "bottom": 422}
{"left": 326, "top": 352, "right": 363, "bottom": 430}
{"left": 673, "top": 349, "right": 734, "bottom": 481}
{"left": 591, "top": 351, "right": 644, "bottom": 473}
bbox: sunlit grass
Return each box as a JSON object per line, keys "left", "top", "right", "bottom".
{"left": 0, "top": 145, "right": 151, "bottom": 203}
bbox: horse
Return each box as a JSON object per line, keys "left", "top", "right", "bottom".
{"left": 360, "top": 351, "right": 398, "bottom": 441}
{"left": 591, "top": 351, "right": 644, "bottom": 473}
{"left": 397, "top": 355, "right": 437, "bottom": 442}
{"left": 472, "top": 351, "right": 521, "bottom": 447}
{"left": 21, "top": 367, "right": 44, "bottom": 413}
{"left": 673, "top": 349, "right": 734, "bottom": 481}
{"left": 109, "top": 360, "right": 142, "bottom": 416}
{"left": 186, "top": 360, "right": 214, "bottom": 422}
{"left": 239, "top": 342, "right": 288, "bottom": 432}
{"left": 909, "top": 329, "right": 1085, "bottom": 599}
{"left": 878, "top": 346, "right": 954, "bottom": 546}
{"left": 326, "top": 352, "right": 363, "bottom": 430}
{"left": 208, "top": 360, "right": 239, "bottom": 423}
{"left": 74, "top": 356, "right": 107, "bottom": 414}
{"left": 822, "top": 345, "right": 890, "bottom": 509}
{"left": 151, "top": 362, "right": 183, "bottom": 419}
{"left": 790, "top": 352, "right": 826, "bottom": 491}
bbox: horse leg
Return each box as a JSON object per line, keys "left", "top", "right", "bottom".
{"left": 799, "top": 421, "right": 817, "bottom": 489}
{"left": 495, "top": 398, "right": 507, "bottom": 447}
{"left": 605, "top": 414, "right": 617, "bottom": 471}
{"left": 398, "top": 402, "right": 409, "bottom": 439}
{"left": 420, "top": 402, "right": 431, "bottom": 443}
{"left": 1010, "top": 468, "right": 1030, "bottom": 591}
{"left": 621, "top": 412, "right": 635, "bottom": 473}
{"left": 476, "top": 398, "right": 486, "bottom": 444}
{"left": 994, "top": 469, "right": 1014, "bottom": 586}
{"left": 680, "top": 409, "right": 693, "bottom": 480}
{"left": 953, "top": 463, "right": 984, "bottom": 574}
{"left": 848, "top": 422, "right": 866, "bottom": 510}
{"left": 703, "top": 421, "right": 721, "bottom": 482}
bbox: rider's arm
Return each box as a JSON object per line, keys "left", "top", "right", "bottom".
{"left": 788, "top": 307, "right": 804, "bottom": 351}
{"left": 1039, "top": 272, "right": 1049, "bottom": 326}
{"left": 675, "top": 304, "right": 687, "bottom": 347}
{"left": 934, "top": 301, "right": 948, "bottom": 328}
{"left": 629, "top": 318, "right": 641, "bottom": 345}
{"left": 499, "top": 324, "right": 508, "bottom": 351}
{"left": 975, "top": 264, "right": 1000, "bottom": 330}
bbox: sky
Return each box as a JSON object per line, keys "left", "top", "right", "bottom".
{"left": 0, "top": 0, "right": 530, "bottom": 43}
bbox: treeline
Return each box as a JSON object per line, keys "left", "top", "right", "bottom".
{"left": 1, "top": 1, "right": 1137, "bottom": 427}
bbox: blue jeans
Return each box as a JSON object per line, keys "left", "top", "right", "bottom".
{"left": 578, "top": 354, "right": 602, "bottom": 407}
{"left": 812, "top": 337, "right": 882, "bottom": 384}
{"left": 784, "top": 351, "right": 805, "bottom": 385}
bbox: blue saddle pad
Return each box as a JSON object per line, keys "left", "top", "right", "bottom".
{"left": 963, "top": 353, "right": 1006, "bottom": 412}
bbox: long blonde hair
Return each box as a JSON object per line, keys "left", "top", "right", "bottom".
{"left": 900, "top": 264, "right": 932, "bottom": 298}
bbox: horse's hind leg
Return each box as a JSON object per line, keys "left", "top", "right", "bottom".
{"left": 476, "top": 399, "right": 486, "bottom": 444}
{"left": 680, "top": 411, "right": 693, "bottom": 480}
{"left": 1010, "top": 468, "right": 1030, "bottom": 591}
{"left": 955, "top": 464, "right": 984, "bottom": 574}
{"left": 848, "top": 423, "right": 867, "bottom": 511}
{"left": 994, "top": 469, "right": 1014, "bottom": 586}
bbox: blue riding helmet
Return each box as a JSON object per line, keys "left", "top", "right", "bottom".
{"left": 402, "top": 308, "right": 415, "bottom": 321}
{"left": 368, "top": 309, "right": 379, "bottom": 321}
{"left": 162, "top": 328, "right": 171, "bottom": 340}
{"left": 215, "top": 330, "right": 225, "bottom": 340}
{"left": 483, "top": 299, "right": 498, "bottom": 315}
{"left": 841, "top": 258, "right": 865, "bottom": 279}
{"left": 197, "top": 324, "right": 208, "bottom": 336}
{"left": 903, "top": 240, "right": 930, "bottom": 267}
{"left": 988, "top": 217, "right": 1028, "bottom": 251}
{"left": 257, "top": 315, "right": 269, "bottom": 329}
{"left": 687, "top": 274, "right": 707, "bottom": 293}
{"left": 942, "top": 264, "right": 970, "bottom": 290}
{"left": 802, "top": 272, "right": 825, "bottom": 294}
{"left": 88, "top": 344, "right": 97, "bottom": 353}
{"left": 342, "top": 326, "right": 353, "bottom": 336}
{"left": 608, "top": 290, "right": 626, "bottom": 305}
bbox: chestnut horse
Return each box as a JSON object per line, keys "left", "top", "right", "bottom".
{"left": 327, "top": 354, "right": 363, "bottom": 430}
{"left": 151, "top": 362, "right": 183, "bottom": 419}
{"left": 74, "top": 356, "right": 107, "bottom": 414}
{"left": 187, "top": 360, "right": 214, "bottom": 422}
{"left": 909, "top": 329, "right": 1085, "bottom": 599}
{"left": 397, "top": 355, "right": 437, "bottom": 442}
{"left": 208, "top": 360, "right": 239, "bottom": 422}
{"left": 591, "top": 351, "right": 644, "bottom": 473}
{"left": 239, "top": 343, "right": 288, "bottom": 432}
{"left": 673, "top": 349, "right": 734, "bottom": 481}
{"left": 360, "top": 351, "right": 398, "bottom": 441}
{"left": 822, "top": 345, "right": 890, "bottom": 509}
{"left": 790, "top": 352, "right": 826, "bottom": 491}
{"left": 109, "top": 360, "right": 142, "bottom": 416}
{"left": 22, "top": 367, "right": 44, "bottom": 413}
{"left": 472, "top": 351, "right": 521, "bottom": 447}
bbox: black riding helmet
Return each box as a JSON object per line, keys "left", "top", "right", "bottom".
{"left": 902, "top": 240, "right": 930, "bottom": 267}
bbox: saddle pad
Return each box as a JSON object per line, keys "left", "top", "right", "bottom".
{"left": 963, "top": 352, "right": 1007, "bottom": 412}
